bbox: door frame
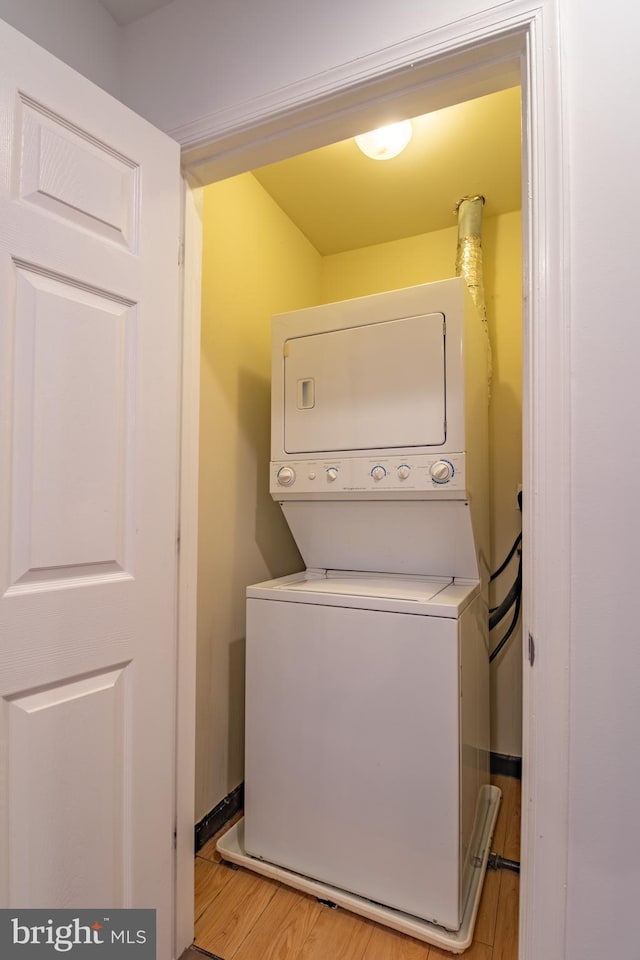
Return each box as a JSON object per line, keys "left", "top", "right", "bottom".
{"left": 176, "top": 3, "right": 570, "bottom": 958}
{"left": 174, "top": 181, "right": 202, "bottom": 955}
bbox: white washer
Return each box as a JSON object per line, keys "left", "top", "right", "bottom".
{"left": 243, "top": 571, "right": 490, "bottom": 932}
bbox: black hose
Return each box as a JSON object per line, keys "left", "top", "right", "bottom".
{"left": 490, "top": 531, "right": 522, "bottom": 583}
{"left": 489, "top": 587, "right": 521, "bottom": 663}
{"left": 489, "top": 552, "right": 522, "bottom": 632}
{"left": 488, "top": 492, "right": 523, "bottom": 663}
{"left": 487, "top": 852, "right": 521, "bottom": 873}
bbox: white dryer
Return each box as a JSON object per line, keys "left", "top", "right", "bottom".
{"left": 268, "top": 277, "right": 490, "bottom": 583}
{"left": 217, "top": 278, "right": 500, "bottom": 951}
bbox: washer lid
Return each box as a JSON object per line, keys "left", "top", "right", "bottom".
{"left": 247, "top": 571, "right": 480, "bottom": 617}
{"left": 281, "top": 573, "right": 451, "bottom": 603}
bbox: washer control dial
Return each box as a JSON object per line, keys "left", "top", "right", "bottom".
{"left": 277, "top": 466, "right": 296, "bottom": 486}
{"left": 397, "top": 464, "right": 411, "bottom": 481}
{"left": 326, "top": 467, "right": 339, "bottom": 482}
{"left": 371, "top": 465, "right": 387, "bottom": 481}
{"left": 430, "top": 459, "right": 454, "bottom": 483}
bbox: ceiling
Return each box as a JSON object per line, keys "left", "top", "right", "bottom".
{"left": 99, "top": 0, "right": 174, "bottom": 26}
{"left": 252, "top": 87, "right": 522, "bottom": 256}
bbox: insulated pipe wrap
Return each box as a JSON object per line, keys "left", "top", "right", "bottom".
{"left": 455, "top": 195, "right": 492, "bottom": 392}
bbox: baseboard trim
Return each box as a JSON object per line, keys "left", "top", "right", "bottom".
{"left": 490, "top": 752, "right": 522, "bottom": 779}
{"left": 194, "top": 783, "right": 244, "bottom": 853}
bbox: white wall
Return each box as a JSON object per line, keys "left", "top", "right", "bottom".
{"left": 0, "top": 0, "right": 121, "bottom": 99}
{"left": 563, "top": 0, "right": 640, "bottom": 955}
{"left": 119, "top": 1, "right": 640, "bottom": 956}
{"left": 120, "top": 0, "right": 510, "bottom": 137}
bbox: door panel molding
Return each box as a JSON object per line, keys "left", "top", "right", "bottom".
{"left": 8, "top": 261, "right": 136, "bottom": 588}
{"left": 16, "top": 92, "right": 140, "bottom": 251}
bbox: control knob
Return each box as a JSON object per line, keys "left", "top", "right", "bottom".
{"left": 326, "top": 467, "right": 339, "bottom": 482}
{"left": 371, "top": 465, "right": 387, "bottom": 481}
{"left": 397, "top": 465, "right": 411, "bottom": 480}
{"left": 277, "top": 466, "right": 296, "bottom": 486}
{"left": 430, "top": 460, "right": 453, "bottom": 483}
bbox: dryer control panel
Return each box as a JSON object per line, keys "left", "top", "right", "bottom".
{"left": 271, "top": 453, "right": 466, "bottom": 499}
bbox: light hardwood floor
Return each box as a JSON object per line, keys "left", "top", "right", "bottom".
{"left": 192, "top": 775, "right": 520, "bottom": 960}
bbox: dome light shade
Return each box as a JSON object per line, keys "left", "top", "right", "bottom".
{"left": 354, "top": 120, "right": 413, "bottom": 160}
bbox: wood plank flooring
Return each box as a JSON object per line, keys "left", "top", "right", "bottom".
{"left": 192, "top": 775, "right": 519, "bottom": 960}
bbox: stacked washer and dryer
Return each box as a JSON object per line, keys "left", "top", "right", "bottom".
{"left": 217, "top": 277, "right": 501, "bottom": 953}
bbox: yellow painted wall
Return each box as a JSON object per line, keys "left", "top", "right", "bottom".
{"left": 322, "top": 212, "right": 523, "bottom": 756}
{"left": 197, "top": 173, "right": 320, "bottom": 820}
{"left": 483, "top": 214, "right": 523, "bottom": 756}
{"left": 321, "top": 224, "right": 458, "bottom": 300}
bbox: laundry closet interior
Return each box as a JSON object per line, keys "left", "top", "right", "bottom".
{"left": 193, "top": 83, "right": 523, "bottom": 946}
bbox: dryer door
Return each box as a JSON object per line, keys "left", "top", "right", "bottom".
{"left": 284, "top": 313, "right": 446, "bottom": 454}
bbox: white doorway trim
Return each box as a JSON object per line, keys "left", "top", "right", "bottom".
{"left": 177, "top": 3, "right": 570, "bottom": 958}
{"left": 174, "top": 181, "right": 202, "bottom": 957}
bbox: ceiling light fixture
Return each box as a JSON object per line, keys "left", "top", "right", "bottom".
{"left": 354, "top": 120, "right": 413, "bottom": 160}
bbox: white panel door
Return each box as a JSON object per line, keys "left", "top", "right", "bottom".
{"left": 0, "top": 18, "right": 181, "bottom": 958}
